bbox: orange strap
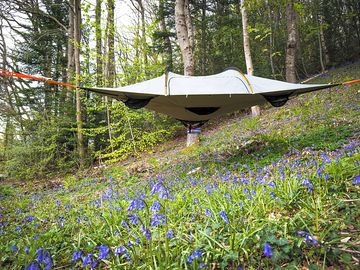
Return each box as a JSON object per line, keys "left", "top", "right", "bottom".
{"left": 342, "top": 79, "right": 360, "bottom": 86}
{"left": 0, "top": 69, "right": 77, "bottom": 89}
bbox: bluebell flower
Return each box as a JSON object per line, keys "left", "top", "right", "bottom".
{"left": 26, "top": 262, "right": 39, "bottom": 270}
{"left": 143, "top": 228, "right": 151, "bottom": 240}
{"left": 305, "top": 234, "right": 318, "bottom": 245}
{"left": 263, "top": 242, "right": 272, "bottom": 257}
{"left": 205, "top": 208, "right": 213, "bottom": 218}
{"left": 302, "top": 178, "right": 313, "bottom": 192}
{"left": 10, "top": 245, "right": 18, "bottom": 252}
{"left": 98, "top": 244, "right": 109, "bottom": 260}
{"left": 121, "top": 220, "right": 129, "bottom": 227}
{"left": 200, "top": 263, "right": 206, "bottom": 269}
{"left": 33, "top": 235, "right": 39, "bottom": 240}
{"left": 166, "top": 229, "right": 174, "bottom": 239}
{"left": 187, "top": 249, "right": 202, "bottom": 263}
{"left": 90, "top": 260, "right": 97, "bottom": 269}
{"left": 25, "top": 246, "right": 29, "bottom": 255}
{"left": 150, "top": 200, "right": 161, "bottom": 212}
{"left": 298, "top": 230, "right": 318, "bottom": 245}
{"left": 83, "top": 253, "right": 93, "bottom": 266}
{"left": 36, "top": 248, "right": 44, "bottom": 263}
{"left": 150, "top": 213, "right": 167, "bottom": 227}
{"left": 128, "top": 214, "right": 140, "bottom": 225}
{"left": 150, "top": 183, "right": 163, "bottom": 194}
{"left": 72, "top": 250, "right": 82, "bottom": 261}
{"left": 353, "top": 174, "right": 360, "bottom": 185}
{"left": 268, "top": 181, "right": 275, "bottom": 188}
{"left": 115, "top": 245, "right": 126, "bottom": 255}
{"left": 127, "top": 198, "right": 145, "bottom": 211}
{"left": 218, "top": 210, "right": 229, "bottom": 224}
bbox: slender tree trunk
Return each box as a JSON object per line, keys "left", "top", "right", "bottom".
{"left": 74, "top": 0, "right": 85, "bottom": 167}
{"left": 241, "top": 0, "right": 260, "bottom": 116}
{"left": 318, "top": 15, "right": 329, "bottom": 67}
{"left": 159, "top": 0, "right": 173, "bottom": 70}
{"left": 67, "top": 1, "right": 75, "bottom": 108}
{"left": 175, "top": 0, "right": 197, "bottom": 146}
{"left": 175, "top": 0, "right": 194, "bottom": 76}
{"left": 96, "top": 0, "right": 103, "bottom": 86}
{"left": 184, "top": 0, "right": 194, "bottom": 52}
{"left": 285, "top": 0, "right": 297, "bottom": 83}
{"left": 267, "top": 0, "right": 276, "bottom": 78}
{"left": 200, "top": 0, "right": 206, "bottom": 74}
{"left": 105, "top": 0, "right": 115, "bottom": 151}
{"left": 137, "top": 0, "right": 148, "bottom": 72}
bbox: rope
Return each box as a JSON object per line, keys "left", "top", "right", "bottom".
{"left": 342, "top": 79, "right": 360, "bottom": 86}
{"left": 0, "top": 69, "right": 77, "bottom": 89}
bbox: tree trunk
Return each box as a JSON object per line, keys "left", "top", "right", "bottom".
{"left": 318, "top": 15, "right": 329, "bottom": 68}
{"left": 285, "top": 0, "right": 297, "bottom": 83}
{"left": 159, "top": 0, "right": 173, "bottom": 70}
{"left": 67, "top": 0, "right": 75, "bottom": 109}
{"left": 137, "top": 0, "right": 148, "bottom": 72}
{"left": 74, "top": 0, "right": 85, "bottom": 167}
{"left": 175, "top": 0, "right": 194, "bottom": 76}
{"left": 95, "top": 0, "right": 103, "bottom": 86}
{"left": 175, "top": 0, "right": 197, "bottom": 146}
{"left": 105, "top": 0, "right": 115, "bottom": 150}
{"left": 241, "top": 0, "right": 260, "bottom": 116}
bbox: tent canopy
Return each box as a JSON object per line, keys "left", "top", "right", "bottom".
{"left": 82, "top": 68, "right": 339, "bottom": 123}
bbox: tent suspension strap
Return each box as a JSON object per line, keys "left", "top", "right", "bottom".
{"left": 0, "top": 69, "right": 77, "bottom": 89}
{"left": 235, "top": 69, "right": 255, "bottom": 94}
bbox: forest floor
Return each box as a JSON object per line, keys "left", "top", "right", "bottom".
{"left": 0, "top": 62, "right": 359, "bottom": 269}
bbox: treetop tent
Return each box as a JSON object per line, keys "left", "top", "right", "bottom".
{"left": 82, "top": 68, "right": 342, "bottom": 124}
{"left": 2, "top": 68, "right": 359, "bottom": 125}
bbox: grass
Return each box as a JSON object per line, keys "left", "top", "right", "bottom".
{"left": 0, "top": 62, "right": 359, "bottom": 269}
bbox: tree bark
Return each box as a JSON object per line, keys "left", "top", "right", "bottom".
{"left": 73, "top": 0, "right": 85, "bottom": 167}
{"left": 285, "top": 0, "right": 297, "bottom": 83}
{"left": 175, "top": 0, "right": 194, "bottom": 76}
{"left": 159, "top": 0, "right": 173, "bottom": 70}
{"left": 175, "top": 0, "right": 197, "bottom": 146}
{"left": 241, "top": 0, "right": 260, "bottom": 116}
{"left": 95, "top": 0, "right": 103, "bottom": 86}
{"left": 105, "top": 0, "right": 115, "bottom": 150}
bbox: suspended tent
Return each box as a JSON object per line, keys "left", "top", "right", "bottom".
{"left": 1, "top": 68, "right": 358, "bottom": 127}
{"left": 82, "top": 68, "right": 343, "bottom": 126}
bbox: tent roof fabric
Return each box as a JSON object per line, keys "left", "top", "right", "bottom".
{"left": 82, "top": 68, "right": 339, "bottom": 122}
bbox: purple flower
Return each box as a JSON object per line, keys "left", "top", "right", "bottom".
{"left": 98, "top": 244, "right": 109, "bottom": 260}
{"left": 302, "top": 178, "right": 313, "bottom": 192}
{"left": 72, "top": 250, "right": 82, "bottom": 261}
{"left": 353, "top": 175, "right": 360, "bottom": 185}
{"left": 218, "top": 210, "right": 229, "bottom": 224}
{"left": 205, "top": 208, "right": 213, "bottom": 218}
{"left": 143, "top": 228, "right": 151, "bottom": 240}
{"left": 25, "top": 246, "right": 29, "bottom": 255}
{"left": 150, "top": 200, "right": 161, "bottom": 212}
{"left": 10, "top": 245, "right": 18, "bottom": 252}
{"left": 127, "top": 198, "right": 145, "bottom": 211}
{"left": 150, "top": 213, "right": 167, "bottom": 227}
{"left": 36, "top": 248, "right": 44, "bottom": 263}
{"left": 263, "top": 242, "right": 272, "bottom": 257}
{"left": 187, "top": 249, "right": 202, "bottom": 263}
{"left": 26, "top": 262, "right": 39, "bottom": 270}
{"left": 115, "top": 245, "right": 126, "bottom": 255}
{"left": 268, "top": 181, "right": 275, "bottom": 188}
{"left": 128, "top": 214, "right": 140, "bottom": 225}
{"left": 200, "top": 263, "right": 206, "bottom": 269}
{"left": 83, "top": 253, "right": 93, "bottom": 266}
{"left": 298, "top": 230, "right": 318, "bottom": 245}
{"left": 166, "top": 229, "right": 174, "bottom": 239}
{"left": 305, "top": 234, "right": 318, "bottom": 245}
